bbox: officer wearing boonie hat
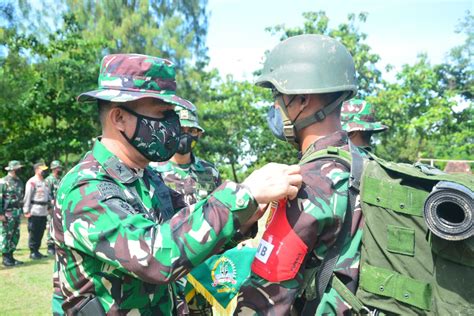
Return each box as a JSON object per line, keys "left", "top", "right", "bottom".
{"left": 341, "top": 99, "right": 388, "bottom": 149}
{"left": 0, "top": 160, "right": 25, "bottom": 266}
{"left": 51, "top": 53, "right": 302, "bottom": 315}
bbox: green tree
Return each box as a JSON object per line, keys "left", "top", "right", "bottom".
{"left": 17, "top": 0, "right": 209, "bottom": 97}
{"left": 0, "top": 14, "right": 104, "bottom": 168}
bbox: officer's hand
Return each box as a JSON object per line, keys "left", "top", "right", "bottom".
{"left": 0, "top": 214, "right": 5, "bottom": 222}
{"left": 242, "top": 163, "right": 302, "bottom": 204}
{"left": 24, "top": 212, "right": 31, "bottom": 218}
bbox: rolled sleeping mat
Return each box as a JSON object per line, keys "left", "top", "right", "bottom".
{"left": 424, "top": 181, "right": 473, "bottom": 241}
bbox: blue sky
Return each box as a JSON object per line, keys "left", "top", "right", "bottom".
{"left": 206, "top": 0, "right": 472, "bottom": 81}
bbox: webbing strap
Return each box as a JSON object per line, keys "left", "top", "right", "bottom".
{"left": 301, "top": 142, "right": 365, "bottom": 315}
{"left": 332, "top": 275, "right": 366, "bottom": 313}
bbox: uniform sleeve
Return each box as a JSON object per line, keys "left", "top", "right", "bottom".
{"left": 0, "top": 179, "right": 5, "bottom": 215}
{"left": 235, "top": 160, "right": 350, "bottom": 315}
{"left": 23, "top": 180, "right": 33, "bottom": 214}
{"left": 61, "top": 179, "right": 257, "bottom": 285}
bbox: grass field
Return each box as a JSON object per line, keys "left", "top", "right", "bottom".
{"left": 0, "top": 218, "right": 53, "bottom": 315}
{"left": 0, "top": 212, "right": 270, "bottom": 315}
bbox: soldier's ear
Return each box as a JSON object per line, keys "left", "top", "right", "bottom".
{"left": 299, "top": 94, "right": 311, "bottom": 111}
{"left": 109, "top": 107, "right": 128, "bottom": 132}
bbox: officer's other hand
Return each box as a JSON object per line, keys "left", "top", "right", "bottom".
{"left": 242, "top": 163, "right": 302, "bottom": 204}
{"left": 24, "top": 212, "right": 31, "bottom": 218}
{"left": 0, "top": 214, "right": 5, "bottom": 222}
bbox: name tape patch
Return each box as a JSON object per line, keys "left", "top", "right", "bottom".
{"left": 255, "top": 239, "right": 274, "bottom": 264}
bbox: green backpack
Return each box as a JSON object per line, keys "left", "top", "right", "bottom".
{"left": 300, "top": 146, "right": 474, "bottom": 315}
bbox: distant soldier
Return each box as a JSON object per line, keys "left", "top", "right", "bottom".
{"left": 341, "top": 99, "right": 388, "bottom": 150}
{"left": 23, "top": 161, "right": 51, "bottom": 259}
{"left": 51, "top": 53, "right": 301, "bottom": 315}
{"left": 444, "top": 161, "right": 472, "bottom": 174}
{"left": 150, "top": 106, "right": 222, "bottom": 315}
{"left": 0, "top": 160, "right": 25, "bottom": 267}
{"left": 150, "top": 106, "right": 221, "bottom": 205}
{"left": 45, "top": 160, "right": 62, "bottom": 255}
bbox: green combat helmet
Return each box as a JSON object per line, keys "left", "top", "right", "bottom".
{"left": 256, "top": 34, "right": 357, "bottom": 145}
{"left": 176, "top": 107, "right": 204, "bottom": 132}
{"left": 341, "top": 99, "right": 388, "bottom": 133}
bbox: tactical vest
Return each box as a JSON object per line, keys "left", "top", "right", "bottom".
{"left": 300, "top": 147, "right": 474, "bottom": 315}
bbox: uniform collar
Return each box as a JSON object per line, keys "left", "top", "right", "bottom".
{"left": 301, "top": 130, "right": 349, "bottom": 157}
{"left": 92, "top": 138, "right": 139, "bottom": 184}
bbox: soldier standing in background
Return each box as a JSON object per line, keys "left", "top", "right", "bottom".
{"left": 341, "top": 99, "right": 388, "bottom": 150}
{"left": 150, "top": 106, "right": 221, "bottom": 207}
{"left": 150, "top": 106, "right": 222, "bottom": 315}
{"left": 45, "top": 160, "right": 62, "bottom": 255}
{"left": 51, "top": 53, "right": 301, "bottom": 315}
{"left": 23, "top": 161, "right": 51, "bottom": 260}
{"left": 0, "top": 160, "right": 25, "bottom": 267}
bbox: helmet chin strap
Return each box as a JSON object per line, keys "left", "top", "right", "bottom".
{"left": 278, "top": 92, "right": 350, "bottom": 148}
{"left": 294, "top": 91, "right": 350, "bottom": 132}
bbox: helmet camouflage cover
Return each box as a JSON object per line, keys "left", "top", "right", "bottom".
{"left": 341, "top": 99, "right": 388, "bottom": 133}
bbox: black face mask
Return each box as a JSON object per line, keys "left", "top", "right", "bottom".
{"left": 176, "top": 133, "right": 198, "bottom": 155}
{"left": 119, "top": 106, "right": 181, "bottom": 162}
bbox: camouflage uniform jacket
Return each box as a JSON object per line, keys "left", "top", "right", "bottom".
{"left": 45, "top": 174, "right": 61, "bottom": 202}
{"left": 0, "top": 175, "right": 24, "bottom": 215}
{"left": 235, "top": 131, "right": 364, "bottom": 315}
{"left": 149, "top": 155, "right": 222, "bottom": 206}
{"left": 52, "top": 139, "right": 258, "bottom": 315}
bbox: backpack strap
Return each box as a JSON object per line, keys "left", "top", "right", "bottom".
{"left": 301, "top": 142, "right": 366, "bottom": 315}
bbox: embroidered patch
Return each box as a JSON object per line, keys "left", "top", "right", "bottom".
{"left": 211, "top": 256, "right": 238, "bottom": 292}
{"left": 97, "top": 182, "right": 126, "bottom": 201}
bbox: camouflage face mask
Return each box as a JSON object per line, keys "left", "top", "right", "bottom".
{"left": 119, "top": 106, "right": 181, "bottom": 162}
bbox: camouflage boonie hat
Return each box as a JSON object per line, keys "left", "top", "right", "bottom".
{"left": 341, "top": 99, "right": 388, "bottom": 133}
{"left": 78, "top": 54, "right": 195, "bottom": 111}
{"left": 176, "top": 107, "right": 204, "bottom": 132}
{"left": 4, "top": 160, "right": 23, "bottom": 171}
{"left": 50, "top": 160, "right": 62, "bottom": 169}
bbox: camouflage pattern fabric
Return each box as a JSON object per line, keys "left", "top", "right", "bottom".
{"left": 45, "top": 174, "right": 61, "bottom": 248}
{"left": 77, "top": 54, "right": 196, "bottom": 111}
{"left": 341, "top": 99, "right": 388, "bottom": 133}
{"left": 150, "top": 156, "right": 222, "bottom": 206}
{"left": 235, "top": 131, "right": 364, "bottom": 315}
{"left": 52, "top": 138, "right": 258, "bottom": 315}
{"left": 0, "top": 174, "right": 24, "bottom": 254}
{"left": 150, "top": 156, "right": 222, "bottom": 315}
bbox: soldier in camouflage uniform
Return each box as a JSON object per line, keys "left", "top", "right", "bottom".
{"left": 45, "top": 160, "right": 62, "bottom": 255}
{"left": 235, "top": 34, "right": 364, "bottom": 315}
{"left": 150, "top": 106, "right": 221, "bottom": 315}
{"left": 150, "top": 107, "right": 221, "bottom": 207}
{"left": 0, "top": 160, "right": 25, "bottom": 266}
{"left": 51, "top": 53, "right": 302, "bottom": 315}
{"left": 341, "top": 99, "right": 388, "bottom": 150}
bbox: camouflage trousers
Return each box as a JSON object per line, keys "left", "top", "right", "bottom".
{"left": 46, "top": 213, "right": 54, "bottom": 248}
{"left": 0, "top": 209, "right": 21, "bottom": 254}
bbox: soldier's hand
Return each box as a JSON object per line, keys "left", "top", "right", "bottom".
{"left": 0, "top": 214, "right": 5, "bottom": 222}
{"left": 242, "top": 163, "right": 302, "bottom": 204}
{"left": 24, "top": 212, "right": 31, "bottom": 218}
